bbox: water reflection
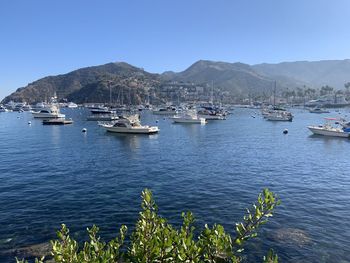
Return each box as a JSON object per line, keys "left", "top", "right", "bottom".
{"left": 106, "top": 132, "right": 142, "bottom": 152}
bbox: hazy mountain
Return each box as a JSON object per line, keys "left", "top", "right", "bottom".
{"left": 161, "top": 60, "right": 301, "bottom": 97}
{"left": 253, "top": 59, "right": 350, "bottom": 89}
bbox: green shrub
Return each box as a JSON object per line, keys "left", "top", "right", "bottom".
{"left": 17, "top": 188, "right": 280, "bottom": 263}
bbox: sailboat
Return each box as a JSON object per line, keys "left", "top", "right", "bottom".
{"left": 264, "top": 81, "right": 293, "bottom": 121}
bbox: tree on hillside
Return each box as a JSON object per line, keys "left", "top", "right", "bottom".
{"left": 320, "top": 85, "right": 334, "bottom": 96}
{"left": 344, "top": 82, "right": 350, "bottom": 98}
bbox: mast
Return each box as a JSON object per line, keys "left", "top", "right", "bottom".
{"left": 109, "top": 83, "right": 112, "bottom": 105}
{"left": 273, "top": 80, "right": 276, "bottom": 107}
{"left": 210, "top": 80, "right": 214, "bottom": 104}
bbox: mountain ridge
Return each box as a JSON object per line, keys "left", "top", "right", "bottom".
{"left": 3, "top": 59, "right": 350, "bottom": 104}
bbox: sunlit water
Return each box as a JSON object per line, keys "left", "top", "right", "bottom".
{"left": 0, "top": 108, "right": 350, "bottom": 262}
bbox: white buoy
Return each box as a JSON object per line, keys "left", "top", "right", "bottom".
{"left": 82, "top": 128, "right": 87, "bottom": 133}
{"left": 283, "top": 129, "right": 288, "bottom": 134}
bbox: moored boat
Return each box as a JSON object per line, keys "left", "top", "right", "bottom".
{"left": 100, "top": 115, "right": 159, "bottom": 134}
{"left": 170, "top": 110, "right": 206, "bottom": 124}
{"left": 0, "top": 105, "right": 9, "bottom": 112}
{"left": 87, "top": 114, "right": 119, "bottom": 121}
{"left": 308, "top": 118, "right": 350, "bottom": 138}
{"left": 152, "top": 106, "right": 177, "bottom": 115}
{"left": 66, "top": 102, "right": 78, "bottom": 108}
{"left": 32, "top": 105, "right": 65, "bottom": 118}
{"left": 266, "top": 111, "right": 293, "bottom": 121}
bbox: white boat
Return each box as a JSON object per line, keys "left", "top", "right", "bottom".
{"left": 308, "top": 118, "right": 350, "bottom": 138}
{"left": 152, "top": 106, "right": 177, "bottom": 115}
{"left": 308, "top": 126, "right": 349, "bottom": 138}
{"left": 89, "top": 106, "right": 115, "bottom": 114}
{"left": 32, "top": 105, "right": 65, "bottom": 118}
{"left": 0, "top": 105, "right": 9, "bottom": 112}
{"left": 309, "top": 107, "right": 330, "bottom": 113}
{"left": 22, "top": 105, "right": 32, "bottom": 111}
{"left": 170, "top": 110, "right": 206, "bottom": 124}
{"left": 87, "top": 114, "right": 119, "bottom": 121}
{"left": 67, "top": 102, "right": 78, "bottom": 108}
{"left": 100, "top": 115, "right": 159, "bottom": 134}
{"left": 266, "top": 111, "right": 293, "bottom": 121}
{"left": 197, "top": 109, "right": 226, "bottom": 120}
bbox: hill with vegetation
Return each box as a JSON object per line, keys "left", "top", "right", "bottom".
{"left": 3, "top": 59, "right": 350, "bottom": 104}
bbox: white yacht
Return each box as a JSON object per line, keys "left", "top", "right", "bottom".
{"left": 100, "top": 115, "right": 159, "bottom": 134}
{"left": 170, "top": 110, "right": 206, "bottom": 124}
{"left": 308, "top": 118, "right": 350, "bottom": 138}
{"left": 32, "top": 105, "right": 65, "bottom": 118}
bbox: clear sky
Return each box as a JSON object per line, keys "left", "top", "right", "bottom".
{"left": 1, "top": 0, "right": 350, "bottom": 100}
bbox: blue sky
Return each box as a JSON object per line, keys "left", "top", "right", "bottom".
{"left": 1, "top": 0, "right": 350, "bottom": 100}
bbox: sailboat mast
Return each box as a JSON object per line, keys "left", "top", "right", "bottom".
{"left": 109, "top": 83, "right": 112, "bottom": 105}
{"left": 273, "top": 81, "right": 276, "bottom": 107}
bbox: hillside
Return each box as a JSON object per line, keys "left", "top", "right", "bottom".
{"left": 2, "top": 62, "right": 161, "bottom": 104}
{"left": 253, "top": 59, "right": 350, "bottom": 89}
{"left": 3, "top": 59, "right": 350, "bottom": 104}
{"left": 162, "top": 60, "right": 299, "bottom": 96}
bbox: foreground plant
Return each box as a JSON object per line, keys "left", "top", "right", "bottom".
{"left": 17, "top": 188, "right": 280, "bottom": 263}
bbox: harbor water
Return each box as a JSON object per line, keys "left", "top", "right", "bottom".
{"left": 0, "top": 108, "right": 350, "bottom": 262}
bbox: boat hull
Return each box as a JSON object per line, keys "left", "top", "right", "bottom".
{"left": 43, "top": 119, "right": 73, "bottom": 125}
{"left": 266, "top": 116, "right": 293, "bottom": 121}
{"left": 87, "top": 115, "right": 118, "bottom": 121}
{"left": 104, "top": 126, "right": 159, "bottom": 134}
{"left": 171, "top": 117, "right": 206, "bottom": 124}
{"left": 308, "top": 126, "right": 349, "bottom": 138}
{"left": 32, "top": 113, "right": 66, "bottom": 118}
{"left": 198, "top": 114, "right": 225, "bottom": 120}
{"left": 152, "top": 111, "right": 176, "bottom": 115}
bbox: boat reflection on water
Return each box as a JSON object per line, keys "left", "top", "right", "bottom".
{"left": 105, "top": 131, "right": 159, "bottom": 154}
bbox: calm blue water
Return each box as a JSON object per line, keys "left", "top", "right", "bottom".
{"left": 1, "top": 108, "right": 350, "bottom": 262}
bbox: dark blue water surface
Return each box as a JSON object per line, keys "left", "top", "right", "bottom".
{"left": 1, "top": 108, "right": 350, "bottom": 262}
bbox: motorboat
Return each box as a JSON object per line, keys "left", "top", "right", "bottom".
{"left": 89, "top": 106, "right": 116, "bottom": 114}
{"left": 197, "top": 106, "right": 226, "bottom": 120}
{"left": 308, "top": 118, "right": 350, "bottom": 138}
{"left": 31, "top": 102, "right": 47, "bottom": 112}
{"left": 152, "top": 106, "right": 177, "bottom": 115}
{"left": 32, "top": 105, "right": 65, "bottom": 118}
{"left": 266, "top": 111, "right": 293, "bottom": 121}
{"left": 170, "top": 110, "right": 206, "bottom": 124}
{"left": 0, "top": 105, "right": 9, "bottom": 112}
{"left": 87, "top": 114, "right": 119, "bottom": 121}
{"left": 22, "top": 105, "right": 32, "bottom": 111}
{"left": 309, "top": 107, "right": 330, "bottom": 113}
{"left": 66, "top": 102, "right": 78, "bottom": 108}
{"left": 100, "top": 115, "right": 159, "bottom": 134}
